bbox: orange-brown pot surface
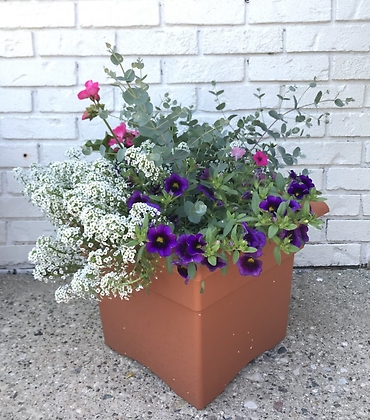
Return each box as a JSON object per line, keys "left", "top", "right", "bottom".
{"left": 98, "top": 203, "right": 329, "bottom": 409}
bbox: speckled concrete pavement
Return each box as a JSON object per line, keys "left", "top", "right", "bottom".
{"left": 1, "top": 268, "right": 369, "bottom": 420}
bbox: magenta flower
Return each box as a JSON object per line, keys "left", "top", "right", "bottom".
{"left": 108, "top": 122, "right": 138, "bottom": 149}
{"left": 253, "top": 151, "right": 268, "bottom": 167}
{"left": 231, "top": 147, "right": 246, "bottom": 160}
{"left": 77, "top": 80, "right": 100, "bottom": 101}
{"left": 146, "top": 225, "right": 177, "bottom": 257}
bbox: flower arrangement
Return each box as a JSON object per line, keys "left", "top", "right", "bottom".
{"left": 14, "top": 44, "right": 352, "bottom": 303}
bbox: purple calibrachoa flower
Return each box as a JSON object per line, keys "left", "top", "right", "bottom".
{"left": 280, "top": 225, "right": 309, "bottom": 248}
{"left": 146, "top": 224, "right": 177, "bottom": 257}
{"left": 259, "top": 195, "right": 284, "bottom": 214}
{"left": 288, "top": 172, "right": 315, "bottom": 199}
{"left": 236, "top": 250, "right": 263, "bottom": 277}
{"left": 241, "top": 224, "right": 266, "bottom": 250}
{"left": 197, "top": 184, "right": 217, "bottom": 202}
{"left": 164, "top": 173, "right": 189, "bottom": 197}
{"left": 288, "top": 199, "right": 301, "bottom": 212}
{"left": 172, "top": 260, "right": 191, "bottom": 284}
{"left": 127, "top": 190, "right": 160, "bottom": 211}
{"left": 200, "top": 256, "right": 227, "bottom": 272}
{"left": 175, "top": 233, "right": 206, "bottom": 263}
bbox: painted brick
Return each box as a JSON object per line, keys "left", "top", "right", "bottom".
{"left": 325, "top": 195, "right": 361, "bottom": 216}
{"left": 36, "top": 30, "right": 115, "bottom": 57}
{"left": 327, "top": 220, "right": 370, "bottom": 242}
{"left": 79, "top": 1, "right": 160, "bottom": 27}
{"left": 203, "top": 27, "right": 282, "bottom": 54}
{"left": 36, "top": 87, "right": 114, "bottom": 113}
{"left": 0, "top": 222, "right": 6, "bottom": 244}
{"left": 0, "top": 59, "right": 76, "bottom": 87}
{"left": 248, "top": 0, "right": 331, "bottom": 23}
{"left": 198, "top": 84, "right": 281, "bottom": 112}
{"left": 0, "top": 197, "right": 42, "bottom": 218}
{"left": 78, "top": 117, "right": 110, "bottom": 142}
{"left": 39, "top": 143, "right": 82, "bottom": 164}
{"left": 0, "top": 245, "right": 34, "bottom": 267}
{"left": 363, "top": 195, "right": 370, "bottom": 216}
{"left": 78, "top": 58, "right": 162, "bottom": 85}
{"left": 116, "top": 29, "right": 198, "bottom": 55}
{"left": 333, "top": 55, "right": 370, "bottom": 80}
{"left": 286, "top": 25, "right": 370, "bottom": 52}
{"left": 9, "top": 220, "right": 54, "bottom": 243}
{"left": 0, "top": 1, "right": 75, "bottom": 28}
{"left": 5, "top": 171, "right": 27, "bottom": 194}
{"left": 278, "top": 140, "right": 362, "bottom": 166}
{"left": 249, "top": 55, "right": 329, "bottom": 82}
{"left": 294, "top": 244, "right": 361, "bottom": 266}
{"left": 0, "top": 88, "right": 32, "bottom": 113}
{"left": 281, "top": 84, "right": 364, "bottom": 109}
{"left": 0, "top": 30, "right": 33, "bottom": 57}
{"left": 305, "top": 225, "right": 327, "bottom": 243}
{"left": 327, "top": 168, "right": 370, "bottom": 191}
{"left": 329, "top": 111, "right": 370, "bottom": 137}
{"left": 0, "top": 142, "right": 39, "bottom": 169}
{"left": 164, "top": 58, "right": 245, "bottom": 84}
{"left": 133, "top": 85, "right": 197, "bottom": 111}
{"left": 163, "top": 0, "right": 245, "bottom": 25}
{"left": 336, "top": 1, "right": 370, "bottom": 21}
{"left": 1, "top": 116, "right": 77, "bottom": 140}
{"left": 366, "top": 141, "right": 370, "bottom": 163}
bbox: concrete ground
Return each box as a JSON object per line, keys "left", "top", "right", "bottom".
{"left": 0, "top": 267, "right": 369, "bottom": 420}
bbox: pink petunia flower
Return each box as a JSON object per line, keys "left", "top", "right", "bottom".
{"left": 231, "top": 147, "right": 246, "bottom": 160}
{"left": 108, "top": 122, "right": 138, "bottom": 149}
{"left": 253, "top": 151, "right": 268, "bottom": 166}
{"left": 77, "top": 80, "right": 100, "bottom": 101}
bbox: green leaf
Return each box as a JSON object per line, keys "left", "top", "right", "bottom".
{"left": 200, "top": 280, "right": 205, "bottom": 294}
{"left": 251, "top": 192, "right": 260, "bottom": 215}
{"left": 187, "top": 262, "right": 196, "bottom": 279}
{"left": 207, "top": 256, "right": 217, "bottom": 266}
{"left": 334, "top": 98, "right": 344, "bottom": 107}
{"left": 116, "top": 148, "right": 126, "bottom": 162}
{"left": 314, "top": 91, "right": 322, "bottom": 105}
{"left": 273, "top": 245, "right": 281, "bottom": 265}
{"left": 268, "top": 224, "right": 279, "bottom": 239}
{"left": 232, "top": 250, "right": 240, "bottom": 264}
{"left": 124, "top": 69, "right": 135, "bottom": 83}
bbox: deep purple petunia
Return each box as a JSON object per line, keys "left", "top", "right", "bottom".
{"left": 164, "top": 173, "right": 189, "bottom": 197}
{"left": 199, "top": 168, "right": 211, "bottom": 180}
{"left": 291, "top": 225, "right": 309, "bottom": 247}
{"left": 281, "top": 225, "right": 309, "bottom": 248}
{"left": 200, "top": 256, "right": 227, "bottom": 272}
{"left": 241, "top": 224, "right": 266, "bottom": 250}
{"left": 127, "top": 190, "right": 161, "bottom": 211}
{"left": 288, "top": 180, "right": 309, "bottom": 199}
{"left": 259, "top": 195, "right": 284, "bottom": 214}
{"left": 172, "top": 260, "right": 191, "bottom": 284}
{"left": 288, "top": 174, "right": 315, "bottom": 199}
{"left": 146, "top": 224, "right": 177, "bottom": 257}
{"left": 288, "top": 199, "right": 301, "bottom": 212}
{"left": 236, "top": 250, "right": 263, "bottom": 277}
{"left": 174, "top": 233, "right": 206, "bottom": 263}
{"left": 197, "top": 184, "right": 217, "bottom": 202}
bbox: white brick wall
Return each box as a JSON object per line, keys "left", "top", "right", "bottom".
{"left": 0, "top": 0, "right": 369, "bottom": 268}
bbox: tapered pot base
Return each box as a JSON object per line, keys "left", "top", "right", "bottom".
{"left": 99, "top": 242, "right": 295, "bottom": 409}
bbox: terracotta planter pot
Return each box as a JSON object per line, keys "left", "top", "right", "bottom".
{"left": 99, "top": 201, "right": 329, "bottom": 409}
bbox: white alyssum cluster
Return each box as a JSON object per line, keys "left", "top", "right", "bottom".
{"left": 14, "top": 154, "right": 162, "bottom": 303}
{"left": 124, "top": 140, "right": 161, "bottom": 180}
